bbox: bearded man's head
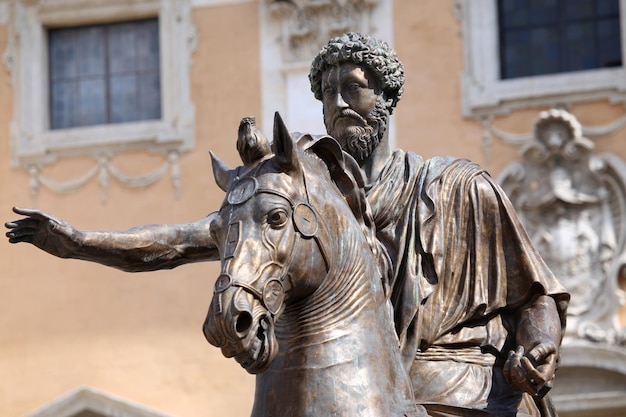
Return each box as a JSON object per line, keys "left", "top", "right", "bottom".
{"left": 309, "top": 33, "right": 404, "bottom": 162}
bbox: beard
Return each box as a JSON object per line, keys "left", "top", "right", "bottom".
{"left": 326, "top": 97, "right": 389, "bottom": 164}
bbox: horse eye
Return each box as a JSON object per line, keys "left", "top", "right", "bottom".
{"left": 267, "top": 209, "right": 288, "bottom": 228}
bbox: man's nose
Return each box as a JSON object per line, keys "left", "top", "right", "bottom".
{"left": 334, "top": 91, "right": 349, "bottom": 109}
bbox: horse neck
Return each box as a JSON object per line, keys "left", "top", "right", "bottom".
{"left": 275, "top": 201, "right": 392, "bottom": 354}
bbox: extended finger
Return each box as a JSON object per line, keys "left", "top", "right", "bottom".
{"left": 6, "top": 226, "right": 38, "bottom": 238}
{"left": 8, "top": 236, "right": 34, "bottom": 244}
{"left": 12, "top": 207, "right": 54, "bottom": 222}
{"left": 5, "top": 218, "right": 41, "bottom": 229}
{"left": 7, "top": 231, "right": 35, "bottom": 244}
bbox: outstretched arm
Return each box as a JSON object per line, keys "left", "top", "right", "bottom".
{"left": 503, "top": 294, "right": 562, "bottom": 398}
{"left": 5, "top": 207, "right": 219, "bottom": 272}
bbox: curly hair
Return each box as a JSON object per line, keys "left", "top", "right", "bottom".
{"left": 309, "top": 33, "right": 405, "bottom": 114}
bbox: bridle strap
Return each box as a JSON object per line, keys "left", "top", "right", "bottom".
{"left": 215, "top": 169, "right": 331, "bottom": 319}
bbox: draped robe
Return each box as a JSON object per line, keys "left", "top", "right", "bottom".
{"left": 366, "top": 150, "right": 569, "bottom": 417}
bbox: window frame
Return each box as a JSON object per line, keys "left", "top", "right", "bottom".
{"left": 458, "top": 0, "right": 626, "bottom": 117}
{"left": 7, "top": 0, "right": 196, "bottom": 167}
{"left": 48, "top": 18, "right": 163, "bottom": 130}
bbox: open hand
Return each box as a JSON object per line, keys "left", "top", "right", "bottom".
{"left": 503, "top": 342, "right": 557, "bottom": 398}
{"left": 5, "top": 206, "right": 81, "bottom": 258}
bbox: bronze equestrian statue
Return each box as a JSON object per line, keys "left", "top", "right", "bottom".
{"left": 204, "top": 112, "right": 421, "bottom": 416}
{"left": 6, "top": 33, "right": 568, "bottom": 417}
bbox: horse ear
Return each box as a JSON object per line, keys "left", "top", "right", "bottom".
{"left": 210, "top": 151, "right": 236, "bottom": 191}
{"left": 272, "top": 112, "right": 299, "bottom": 171}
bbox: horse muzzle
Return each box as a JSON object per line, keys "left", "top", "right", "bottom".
{"left": 203, "top": 285, "right": 279, "bottom": 374}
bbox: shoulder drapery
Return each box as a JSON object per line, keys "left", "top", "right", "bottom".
{"left": 367, "top": 151, "right": 569, "bottom": 367}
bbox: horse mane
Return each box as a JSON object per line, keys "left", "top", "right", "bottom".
{"left": 295, "top": 134, "right": 393, "bottom": 293}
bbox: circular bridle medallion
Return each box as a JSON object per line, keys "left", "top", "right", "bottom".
{"left": 262, "top": 279, "right": 285, "bottom": 316}
{"left": 292, "top": 203, "right": 318, "bottom": 238}
{"left": 215, "top": 274, "right": 232, "bottom": 292}
{"left": 227, "top": 177, "right": 258, "bottom": 205}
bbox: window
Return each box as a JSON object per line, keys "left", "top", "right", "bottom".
{"left": 6, "top": 0, "right": 196, "bottom": 170}
{"left": 498, "top": 0, "right": 622, "bottom": 79}
{"left": 458, "top": 0, "right": 626, "bottom": 117}
{"left": 49, "top": 19, "right": 162, "bottom": 129}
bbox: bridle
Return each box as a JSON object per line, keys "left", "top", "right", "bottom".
{"left": 213, "top": 166, "right": 331, "bottom": 321}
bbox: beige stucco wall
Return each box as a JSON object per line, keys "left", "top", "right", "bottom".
{"left": 394, "top": 0, "right": 484, "bottom": 165}
{"left": 1, "top": 1, "right": 626, "bottom": 416}
{"left": 0, "top": 3, "right": 260, "bottom": 417}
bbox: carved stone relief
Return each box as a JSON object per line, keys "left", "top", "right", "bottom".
{"left": 499, "top": 109, "right": 626, "bottom": 345}
{"left": 266, "top": 0, "right": 380, "bottom": 64}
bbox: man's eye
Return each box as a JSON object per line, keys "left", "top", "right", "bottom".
{"left": 267, "top": 209, "right": 288, "bottom": 228}
{"left": 322, "top": 87, "right": 335, "bottom": 96}
{"left": 347, "top": 83, "right": 361, "bottom": 91}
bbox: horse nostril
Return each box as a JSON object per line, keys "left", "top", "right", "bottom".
{"left": 236, "top": 311, "right": 253, "bottom": 334}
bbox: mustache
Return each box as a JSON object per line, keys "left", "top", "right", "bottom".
{"left": 333, "top": 109, "right": 367, "bottom": 126}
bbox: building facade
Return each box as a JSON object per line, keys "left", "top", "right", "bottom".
{"left": 1, "top": 0, "right": 626, "bottom": 416}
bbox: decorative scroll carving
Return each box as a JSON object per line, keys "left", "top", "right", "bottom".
{"left": 479, "top": 107, "right": 626, "bottom": 160}
{"left": 27, "top": 152, "right": 181, "bottom": 205}
{"left": 266, "top": 0, "right": 379, "bottom": 63}
{"left": 498, "top": 109, "right": 626, "bottom": 345}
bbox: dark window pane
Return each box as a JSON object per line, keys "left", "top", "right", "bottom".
{"left": 138, "top": 72, "right": 161, "bottom": 120}
{"left": 50, "top": 81, "right": 78, "bottom": 129}
{"left": 49, "top": 18, "right": 161, "bottom": 129}
{"left": 49, "top": 30, "right": 77, "bottom": 81}
{"left": 77, "top": 27, "right": 105, "bottom": 77}
{"left": 564, "top": 0, "right": 596, "bottom": 20}
{"left": 565, "top": 22, "right": 596, "bottom": 71}
{"left": 598, "top": 19, "right": 623, "bottom": 67}
{"left": 110, "top": 75, "right": 138, "bottom": 123}
{"left": 502, "top": 30, "right": 530, "bottom": 78}
{"left": 500, "top": 0, "right": 530, "bottom": 28}
{"left": 78, "top": 78, "right": 107, "bottom": 126}
{"left": 529, "top": 0, "right": 558, "bottom": 25}
{"left": 597, "top": 0, "right": 620, "bottom": 16}
{"left": 136, "top": 20, "right": 160, "bottom": 71}
{"left": 530, "top": 27, "right": 560, "bottom": 75}
{"left": 108, "top": 23, "right": 137, "bottom": 74}
{"left": 498, "top": 0, "right": 622, "bottom": 79}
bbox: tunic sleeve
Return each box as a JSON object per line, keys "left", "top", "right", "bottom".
{"left": 415, "top": 158, "right": 569, "bottom": 345}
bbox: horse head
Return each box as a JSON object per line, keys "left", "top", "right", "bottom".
{"left": 203, "top": 113, "right": 376, "bottom": 374}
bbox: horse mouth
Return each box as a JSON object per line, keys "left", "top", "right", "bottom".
{"left": 236, "top": 315, "right": 276, "bottom": 374}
